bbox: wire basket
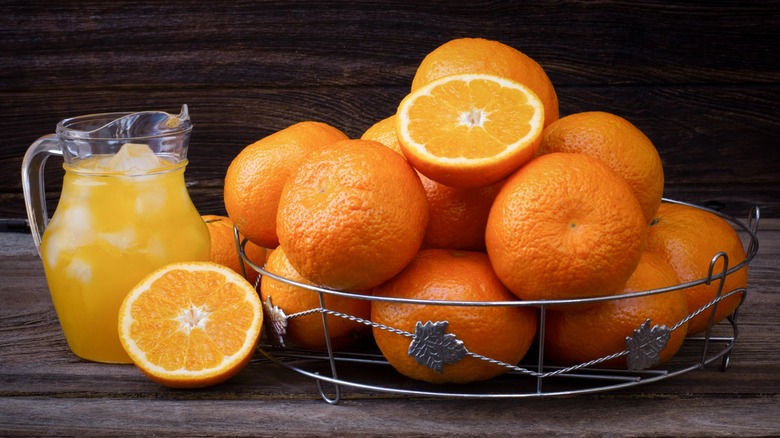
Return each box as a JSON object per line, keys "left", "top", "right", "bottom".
{"left": 237, "top": 199, "right": 760, "bottom": 404}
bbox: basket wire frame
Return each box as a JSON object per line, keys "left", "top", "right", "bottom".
{"left": 237, "top": 199, "right": 760, "bottom": 404}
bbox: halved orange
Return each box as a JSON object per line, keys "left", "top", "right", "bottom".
{"left": 118, "top": 261, "right": 263, "bottom": 388}
{"left": 396, "top": 73, "right": 545, "bottom": 188}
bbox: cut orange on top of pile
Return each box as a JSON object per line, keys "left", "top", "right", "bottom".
{"left": 396, "top": 73, "right": 545, "bottom": 188}
{"left": 118, "top": 261, "right": 263, "bottom": 388}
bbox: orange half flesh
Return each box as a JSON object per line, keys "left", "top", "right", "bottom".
{"left": 118, "top": 261, "right": 263, "bottom": 388}
{"left": 396, "top": 73, "right": 545, "bottom": 188}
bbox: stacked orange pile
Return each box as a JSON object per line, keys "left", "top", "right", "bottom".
{"left": 119, "top": 37, "right": 749, "bottom": 388}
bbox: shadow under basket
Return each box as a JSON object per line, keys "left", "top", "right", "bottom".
{"left": 236, "top": 198, "right": 761, "bottom": 405}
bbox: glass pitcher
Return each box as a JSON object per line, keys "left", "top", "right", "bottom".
{"left": 21, "top": 105, "right": 211, "bottom": 363}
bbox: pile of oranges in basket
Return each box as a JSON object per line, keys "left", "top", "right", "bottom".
{"left": 118, "top": 37, "right": 749, "bottom": 388}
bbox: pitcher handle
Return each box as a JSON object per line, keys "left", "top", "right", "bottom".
{"left": 21, "top": 134, "right": 62, "bottom": 257}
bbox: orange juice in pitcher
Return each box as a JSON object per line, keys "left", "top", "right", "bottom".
{"left": 22, "top": 106, "right": 210, "bottom": 363}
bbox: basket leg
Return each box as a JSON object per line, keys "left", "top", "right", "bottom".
{"left": 315, "top": 376, "right": 341, "bottom": 405}
{"left": 699, "top": 252, "right": 729, "bottom": 367}
{"left": 536, "top": 305, "right": 547, "bottom": 394}
{"left": 720, "top": 352, "right": 731, "bottom": 372}
{"left": 315, "top": 291, "right": 342, "bottom": 404}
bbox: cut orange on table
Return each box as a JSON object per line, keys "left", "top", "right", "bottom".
{"left": 118, "top": 261, "right": 263, "bottom": 388}
{"left": 396, "top": 73, "right": 545, "bottom": 188}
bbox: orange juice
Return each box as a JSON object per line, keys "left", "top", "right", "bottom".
{"left": 40, "top": 145, "right": 210, "bottom": 363}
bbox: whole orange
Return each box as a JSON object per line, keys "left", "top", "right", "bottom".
{"left": 420, "top": 173, "right": 501, "bottom": 251}
{"left": 645, "top": 202, "right": 748, "bottom": 334}
{"left": 371, "top": 249, "right": 538, "bottom": 384}
{"left": 544, "top": 251, "right": 689, "bottom": 368}
{"left": 537, "top": 111, "right": 664, "bottom": 224}
{"left": 223, "top": 121, "right": 348, "bottom": 248}
{"left": 276, "top": 139, "right": 428, "bottom": 291}
{"left": 485, "top": 152, "right": 647, "bottom": 301}
{"left": 360, "top": 115, "right": 404, "bottom": 155}
{"left": 411, "top": 37, "right": 559, "bottom": 127}
{"left": 260, "top": 247, "right": 371, "bottom": 350}
{"left": 203, "top": 215, "right": 267, "bottom": 286}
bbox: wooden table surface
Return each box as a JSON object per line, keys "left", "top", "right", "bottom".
{"left": 1, "top": 217, "right": 778, "bottom": 436}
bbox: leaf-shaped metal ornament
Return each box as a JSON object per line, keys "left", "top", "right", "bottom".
{"left": 625, "top": 319, "right": 671, "bottom": 371}
{"left": 262, "top": 295, "right": 288, "bottom": 348}
{"left": 408, "top": 320, "right": 467, "bottom": 373}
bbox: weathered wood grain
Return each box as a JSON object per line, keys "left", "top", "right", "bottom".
{"left": 0, "top": 220, "right": 778, "bottom": 435}
{"left": 1, "top": 0, "right": 778, "bottom": 220}
{"left": 2, "top": 85, "right": 778, "bottom": 219}
{"left": 1, "top": 396, "right": 779, "bottom": 437}
{"left": 1, "top": 1, "right": 777, "bottom": 88}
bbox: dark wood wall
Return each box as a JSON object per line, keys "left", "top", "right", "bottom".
{"left": 2, "top": 0, "right": 778, "bottom": 222}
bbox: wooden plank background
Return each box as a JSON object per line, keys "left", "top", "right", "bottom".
{"left": 1, "top": 0, "right": 778, "bottom": 221}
